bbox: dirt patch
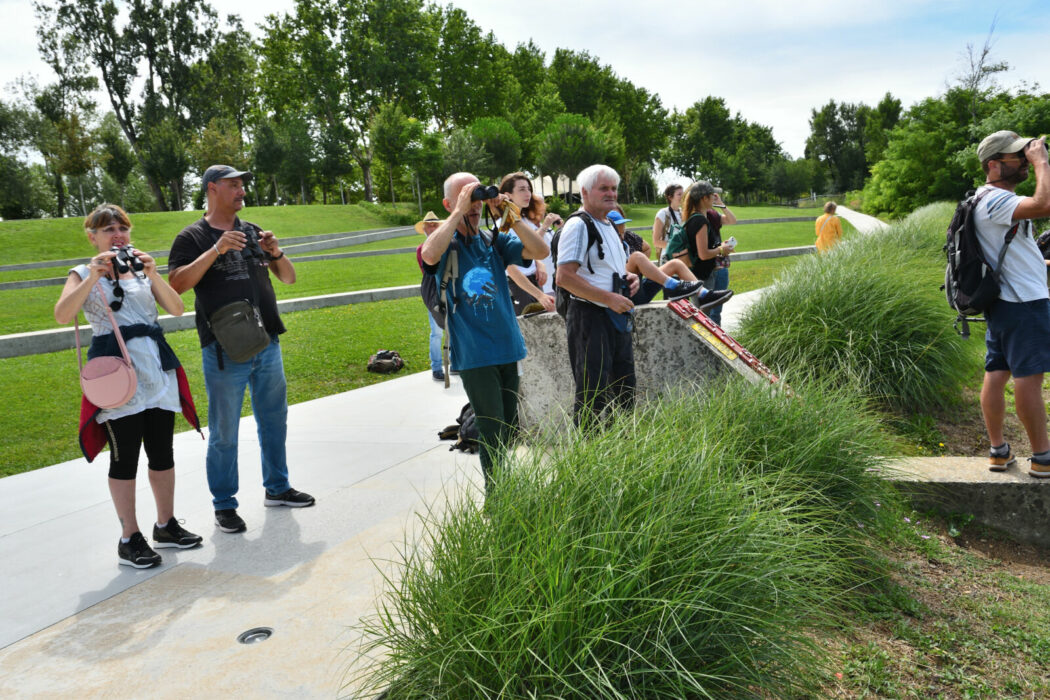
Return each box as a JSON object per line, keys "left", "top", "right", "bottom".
{"left": 933, "top": 384, "right": 1048, "bottom": 458}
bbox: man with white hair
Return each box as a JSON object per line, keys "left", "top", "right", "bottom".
{"left": 556, "top": 164, "right": 640, "bottom": 424}
{"left": 421, "top": 172, "right": 549, "bottom": 496}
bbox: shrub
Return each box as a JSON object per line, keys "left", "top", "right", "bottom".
{"left": 350, "top": 380, "right": 894, "bottom": 698}
{"left": 736, "top": 203, "right": 968, "bottom": 411}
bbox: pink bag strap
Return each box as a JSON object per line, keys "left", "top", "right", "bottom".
{"left": 75, "top": 281, "right": 133, "bottom": 372}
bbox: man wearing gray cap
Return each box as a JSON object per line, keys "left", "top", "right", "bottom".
{"left": 168, "top": 165, "right": 314, "bottom": 534}
{"left": 972, "top": 132, "right": 1050, "bottom": 477}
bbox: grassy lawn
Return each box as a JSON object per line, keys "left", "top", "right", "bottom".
{"left": 0, "top": 202, "right": 418, "bottom": 265}
{"left": 0, "top": 297, "right": 431, "bottom": 476}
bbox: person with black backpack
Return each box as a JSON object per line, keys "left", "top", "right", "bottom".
{"left": 972, "top": 131, "right": 1050, "bottom": 477}
{"left": 420, "top": 172, "right": 550, "bottom": 497}
{"left": 556, "top": 164, "right": 641, "bottom": 425}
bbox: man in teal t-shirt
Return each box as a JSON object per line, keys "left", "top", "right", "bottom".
{"left": 421, "top": 172, "right": 550, "bottom": 496}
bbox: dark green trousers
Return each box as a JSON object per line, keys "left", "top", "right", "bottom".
{"left": 459, "top": 362, "right": 520, "bottom": 496}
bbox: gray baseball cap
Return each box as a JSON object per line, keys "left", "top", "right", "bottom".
{"left": 201, "top": 164, "right": 253, "bottom": 192}
{"left": 977, "top": 131, "right": 1031, "bottom": 164}
{"left": 690, "top": 180, "right": 723, "bottom": 197}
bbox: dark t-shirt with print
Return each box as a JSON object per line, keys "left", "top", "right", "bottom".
{"left": 685, "top": 212, "right": 722, "bottom": 279}
{"left": 168, "top": 217, "right": 286, "bottom": 348}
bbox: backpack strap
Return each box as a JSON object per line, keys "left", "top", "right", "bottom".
{"left": 566, "top": 210, "right": 605, "bottom": 274}
{"left": 437, "top": 241, "right": 459, "bottom": 388}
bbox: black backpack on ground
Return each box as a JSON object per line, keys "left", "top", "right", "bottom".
{"left": 550, "top": 211, "right": 629, "bottom": 318}
{"left": 438, "top": 403, "right": 479, "bottom": 453}
{"left": 942, "top": 189, "right": 1020, "bottom": 338}
{"left": 366, "top": 349, "right": 404, "bottom": 373}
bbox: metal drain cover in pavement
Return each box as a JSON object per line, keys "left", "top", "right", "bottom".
{"left": 237, "top": 627, "right": 273, "bottom": 644}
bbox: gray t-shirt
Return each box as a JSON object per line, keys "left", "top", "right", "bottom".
{"left": 72, "top": 265, "right": 180, "bottom": 422}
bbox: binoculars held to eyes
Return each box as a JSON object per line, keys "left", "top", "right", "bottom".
{"left": 110, "top": 245, "right": 144, "bottom": 276}
{"left": 471, "top": 185, "right": 500, "bottom": 201}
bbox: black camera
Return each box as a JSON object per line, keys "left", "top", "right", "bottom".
{"left": 238, "top": 223, "right": 270, "bottom": 265}
{"left": 470, "top": 184, "right": 500, "bottom": 202}
{"left": 612, "top": 272, "right": 630, "bottom": 297}
{"left": 110, "top": 245, "right": 144, "bottom": 275}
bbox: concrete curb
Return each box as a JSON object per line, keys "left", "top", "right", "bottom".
{"left": 0, "top": 285, "right": 420, "bottom": 358}
{"left": 0, "top": 225, "right": 415, "bottom": 273}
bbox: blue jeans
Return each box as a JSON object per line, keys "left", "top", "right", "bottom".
{"left": 202, "top": 336, "right": 291, "bottom": 510}
{"left": 428, "top": 312, "right": 443, "bottom": 372}
{"left": 704, "top": 267, "right": 730, "bottom": 326}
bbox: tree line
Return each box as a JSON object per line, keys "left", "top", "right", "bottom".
{"left": 1, "top": 1, "right": 1047, "bottom": 221}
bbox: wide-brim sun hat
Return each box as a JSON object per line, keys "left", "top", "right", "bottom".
{"left": 414, "top": 211, "right": 443, "bottom": 235}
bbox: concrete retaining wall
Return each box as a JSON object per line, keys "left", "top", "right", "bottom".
{"left": 517, "top": 301, "right": 776, "bottom": 432}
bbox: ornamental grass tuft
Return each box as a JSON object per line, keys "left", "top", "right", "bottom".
{"left": 736, "top": 203, "right": 966, "bottom": 412}
{"left": 349, "top": 379, "right": 895, "bottom": 699}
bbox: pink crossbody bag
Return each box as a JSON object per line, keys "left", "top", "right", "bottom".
{"left": 75, "top": 282, "right": 137, "bottom": 409}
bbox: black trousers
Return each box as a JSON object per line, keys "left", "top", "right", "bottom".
{"left": 565, "top": 299, "right": 636, "bottom": 425}
{"left": 103, "top": 408, "right": 175, "bottom": 480}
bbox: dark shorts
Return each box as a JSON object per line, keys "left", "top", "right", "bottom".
{"left": 985, "top": 298, "right": 1050, "bottom": 377}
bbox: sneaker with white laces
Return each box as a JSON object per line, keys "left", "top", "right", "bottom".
{"left": 665, "top": 279, "right": 705, "bottom": 302}
{"left": 215, "top": 508, "right": 247, "bottom": 533}
{"left": 153, "top": 517, "right": 203, "bottom": 549}
{"left": 988, "top": 444, "right": 1016, "bottom": 472}
{"left": 264, "top": 488, "right": 316, "bottom": 508}
{"left": 696, "top": 288, "right": 734, "bottom": 312}
{"left": 118, "top": 532, "right": 162, "bottom": 568}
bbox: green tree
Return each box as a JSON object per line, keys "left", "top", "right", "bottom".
{"left": 468, "top": 117, "right": 521, "bottom": 182}
{"left": 96, "top": 112, "right": 136, "bottom": 207}
{"left": 442, "top": 128, "right": 492, "bottom": 179}
{"left": 534, "top": 113, "right": 610, "bottom": 199}
{"left": 428, "top": 6, "right": 512, "bottom": 130}
{"left": 370, "top": 103, "right": 423, "bottom": 203}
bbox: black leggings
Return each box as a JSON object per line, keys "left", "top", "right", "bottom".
{"left": 103, "top": 408, "right": 175, "bottom": 480}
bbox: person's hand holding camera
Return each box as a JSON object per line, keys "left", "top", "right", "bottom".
{"left": 215, "top": 229, "right": 247, "bottom": 255}
{"left": 453, "top": 182, "right": 480, "bottom": 217}
{"left": 258, "top": 230, "right": 283, "bottom": 259}
{"left": 542, "top": 212, "right": 563, "bottom": 231}
{"left": 1026, "top": 136, "right": 1049, "bottom": 165}
{"left": 135, "top": 249, "right": 160, "bottom": 278}
{"left": 86, "top": 249, "right": 118, "bottom": 281}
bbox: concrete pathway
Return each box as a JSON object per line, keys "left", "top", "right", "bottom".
{"left": 0, "top": 371, "right": 475, "bottom": 697}
{"left": 837, "top": 205, "right": 890, "bottom": 234}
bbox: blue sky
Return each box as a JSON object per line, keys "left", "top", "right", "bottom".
{"left": 3, "top": 0, "right": 1048, "bottom": 159}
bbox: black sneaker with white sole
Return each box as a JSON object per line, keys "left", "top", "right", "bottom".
{"left": 665, "top": 279, "right": 705, "bottom": 302}
{"left": 153, "top": 517, "right": 204, "bottom": 548}
{"left": 215, "top": 508, "right": 247, "bottom": 533}
{"left": 264, "top": 488, "right": 316, "bottom": 508}
{"left": 118, "top": 532, "right": 162, "bottom": 568}
{"left": 695, "top": 288, "right": 734, "bottom": 312}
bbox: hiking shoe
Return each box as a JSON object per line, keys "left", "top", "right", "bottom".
{"left": 264, "top": 488, "right": 316, "bottom": 508}
{"left": 695, "top": 288, "right": 734, "bottom": 312}
{"left": 432, "top": 369, "right": 445, "bottom": 382}
{"left": 215, "top": 508, "right": 247, "bottom": 533}
{"left": 1029, "top": 456, "right": 1050, "bottom": 478}
{"left": 153, "top": 517, "right": 203, "bottom": 549}
{"left": 118, "top": 532, "right": 162, "bottom": 568}
{"left": 988, "top": 445, "right": 1016, "bottom": 472}
{"left": 665, "top": 279, "right": 705, "bottom": 302}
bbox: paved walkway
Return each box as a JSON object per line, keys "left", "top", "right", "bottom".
{"left": 837, "top": 205, "right": 890, "bottom": 234}
{"left": 0, "top": 370, "right": 475, "bottom": 697}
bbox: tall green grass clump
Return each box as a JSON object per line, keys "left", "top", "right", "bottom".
{"left": 736, "top": 203, "right": 966, "bottom": 411}
{"left": 350, "top": 380, "right": 894, "bottom": 698}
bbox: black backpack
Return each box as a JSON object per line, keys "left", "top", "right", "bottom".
{"left": 438, "top": 403, "right": 479, "bottom": 453}
{"left": 943, "top": 189, "right": 1019, "bottom": 338}
{"left": 550, "top": 211, "right": 627, "bottom": 318}
{"left": 367, "top": 349, "right": 404, "bottom": 373}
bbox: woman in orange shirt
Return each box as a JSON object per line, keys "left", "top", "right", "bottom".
{"left": 815, "top": 201, "right": 843, "bottom": 252}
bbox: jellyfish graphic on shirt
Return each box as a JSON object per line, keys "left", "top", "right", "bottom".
{"left": 461, "top": 267, "right": 497, "bottom": 318}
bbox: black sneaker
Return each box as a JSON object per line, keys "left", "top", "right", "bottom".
{"left": 264, "top": 488, "right": 316, "bottom": 508}
{"left": 215, "top": 508, "right": 247, "bottom": 533}
{"left": 665, "top": 279, "right": 705, "bottom": 302}
{"left": 696, "top": 288, "right": 734, "bottom": 312}
{"left": 432, "top": 369, "right": 445, "bottom": 382}
{"left": 118, "top": 532, "right": 162, "bottom": 568}
{"left": 153, "top": 517, "right": 203, "bottom": 549}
